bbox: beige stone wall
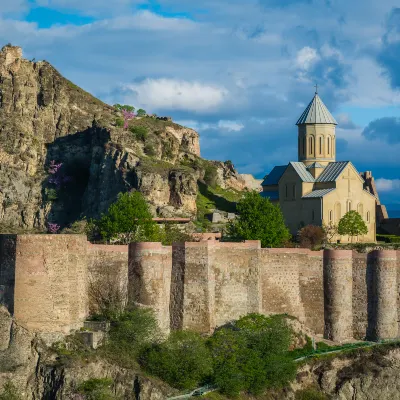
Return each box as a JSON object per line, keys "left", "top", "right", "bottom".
{"left": 1, "top": 235, "right": 89, "bottom": 333}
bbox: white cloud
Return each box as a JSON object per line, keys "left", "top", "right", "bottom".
{"left": 175, "top": 119, "right": 243, "bottom": 132}
{"left": 121, "top": 78, "right": 228, "bottom": 112}
{"left": 375, "top": 178, "right": 400, "bottom": 193}
{"left": 295, "top": 46, "right": 320, "bottom": 70}
{"left": 217, "top": 120, "right": 244, "bottom": 131}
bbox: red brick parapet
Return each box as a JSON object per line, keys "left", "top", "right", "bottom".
{"left": 87, "top": 243, "right": 128, "bottom": 252}
{"left": 369, "top": 249, "right": 397, "bottom": 260}
{"left": 323, "top": 249, "right": 353, "bottom": 259}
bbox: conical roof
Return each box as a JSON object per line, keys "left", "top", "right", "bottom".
{"left": 296, "top": 93, "right": 337, "bottom": 125}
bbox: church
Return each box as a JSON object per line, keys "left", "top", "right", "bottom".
{"left": 261, "top": 90, "right": 376, "bottom": 243}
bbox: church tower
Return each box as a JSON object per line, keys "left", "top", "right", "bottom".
{"left": 296, "top": 87, "right": 337, "bottom": 167}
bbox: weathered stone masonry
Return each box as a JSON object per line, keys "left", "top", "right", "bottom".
{"left": 0, "top": 234, "right": 399, "bottom": 343}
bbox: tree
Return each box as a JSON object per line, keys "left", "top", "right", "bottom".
{"left": 322, "top": 223, "right": 338, "bottom": 243}
{"left": 337, "top": 210, "right": 368, "bottom": 242}
{"left": 94, "top": 191, "right": 158, "bottom": 244}
{"left": 208, "top": 314, "right": 296, "bottom": 396}
{"left": 136, "top": 108, "right": 147, "bottom": 116}
{"left": 226, "top": 191, "right": 290, "bottom": 248}
{"left": 139, "top": 331, "right": 213, "bottom": 389}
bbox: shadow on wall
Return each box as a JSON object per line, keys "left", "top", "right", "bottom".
{"left": 0, "top": 236, "right": 16, "bottom": 314}
{"left": 43, "top": 125, "right": 111, "bottom": 228}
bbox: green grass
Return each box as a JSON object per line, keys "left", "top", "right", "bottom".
{"left": 196, "top": 182, "right": 244, "bottom": 229}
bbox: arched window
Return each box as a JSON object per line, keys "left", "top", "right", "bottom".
{"left": 333, "top": 137, "right": 335, "bottom": 155}
{"left": 367, "top": 211, "right": 370, "bottom": 223}
{"left": 347, "top": 201, "right": 352, "bottom": 212}
{"left": 327, "top": 137, "right": 330, "bottom": 155}
{"left": 319, "top": 137, "right": 322, "bottom": 154}
{"left": 292, "top": 184, "right": 296, "bottom": 199}
{"left": 357, "top": 203, "right": 364, "bottom": 218}
{"left": 329, "top": 210, "right": 333, "bottom": 222}
{"left": 303, "top": 136, "right": 306, "bottom": 156}
{"left": 335, "top": 202, "right": 341, "bottom": 223}
{"left": 309, "top": 137, "right": 312, "bottom": 155}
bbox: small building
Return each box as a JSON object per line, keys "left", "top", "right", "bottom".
{"left": 261, "top": 90, "right": 376, "bottom": 243}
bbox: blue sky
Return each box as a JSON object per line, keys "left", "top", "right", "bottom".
{"left": 1, "top": 0, "right": 400, "bottom": 209}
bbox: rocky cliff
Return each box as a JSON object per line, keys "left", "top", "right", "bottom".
{"left": 0, "top": 44, "right": 248, "bottom": 231}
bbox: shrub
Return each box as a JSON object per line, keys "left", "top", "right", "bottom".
{"left": 144, "top": 143, "right": 156, "bottom": 156}
{"left": 208, "top": 314, "right": 296, "bottom": 396}
{"left": 295, "top": 388, "right": 328, "bottom": 400}
{"left": 92, "top": 191, "right": 159, "bottom": 244}
{"left": 129, "top": 125, "right": 148, "bottom": 141}
{"left": 45, "top": 188, "right": 58, "bottom": 201}
{"left": 77, "top": 378, "right": 114, "bottom": 400}
{"left": 0, "top": 382, "right": 21, "bottom": 400}
{"left": 105, "top": 308, "right": 161, "bottom": 366}
{"left": 298, "top": 225, "right": 325, "bottom": 249}
{"left": 115, "top": 118, "right": 124, "bottom": 127}
{"left": 157, "top": 223, "right": 196, "bottom": 246}
{"left": 226, "top": 191, "right": 290, "bottom": 248}
{"left": 140, "top": 331, "right": 213, "bottom": 389}
{"left": 204, "top": 165, "right": 219, "bottom": 188}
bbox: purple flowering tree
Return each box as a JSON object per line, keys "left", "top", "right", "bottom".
{"left": 47, "top": 160, "right": 73, "bottom": 189}
{"left": 122, "top": 109, "right": 135, "bottom": 129}
{"left": 47, "top": 222, "right": 60, "bottom": 234}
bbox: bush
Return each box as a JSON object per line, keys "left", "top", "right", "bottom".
{"left": 130, "top": 125, "right": 148, "bottom": 141}
{"left": 105, "top": 308, "right": 161, "bottom": 367}
{"left": 0, "top": 382, "right": 21, "bottom": 400}
{"left": 295, "top": 388, "right": 327, "bottom": 400}
{"left": 45, "top": 188, "right": 58, "bottom": 201}
{"left": 92, "top": 191, "right": 159, "bottom": 244}
{"left": 77, "top": 378, "right": 114, "bottom": 400}
{"left": 298, "top": 225, "right": 325, "bottom": 249}
{"left": 115, "top": 118, "right": 124, "bottom": 127}
{"left": 144, "top": 143, "right": 156, "bottom": 156}
{"left": 226, "top": 191, "right": 290, "bottom": 248}
{"left": 208, "top": 314, "right": 296, "bottom": 396}
{"left": 157, "top": 223, "right": 196, "bottom": 246}
{"left": 376, "top": 234, "right": 400, "bottom": 243}
{"left": 140, "top": 331, "right": 213, "bottom": 389}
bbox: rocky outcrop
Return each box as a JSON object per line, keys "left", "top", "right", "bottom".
{"left": 0, "top": 44, "right": 249, "bottom": 230}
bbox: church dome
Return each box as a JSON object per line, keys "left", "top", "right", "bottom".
{"left": 296, "top": 93, "right": 337, "bottom": 125}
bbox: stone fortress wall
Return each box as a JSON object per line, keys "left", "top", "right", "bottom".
{"left": 0, "top": 234, "right": 399, "bottom": 343}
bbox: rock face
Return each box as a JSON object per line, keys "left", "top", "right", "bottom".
{"left": 0, "top": 44, "right": 247, "bottom": 231}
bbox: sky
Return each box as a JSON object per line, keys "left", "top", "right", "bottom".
{"left": 0, "top": 0, "right": 400, "bottom": 209}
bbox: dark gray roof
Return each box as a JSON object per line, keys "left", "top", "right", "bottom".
{"left": 260, "top": 191, "right": 279, "bottom": 200}
{"left": 315, "top": 161, "right": 349, "bottom": 182}
{"left": 261, "top": 165, "right": 287, "bottom": 186}
{"left": 296, "top": 94, "right": 337, "bottom": 125}
{"left": 289, "top": 162, "right": 315, "bottom": 182}
{"left": 306, "top": 162, "right": 325, "bottom": 169}
{"left": 302, "top": 188, "right": 336, "bottom": 198}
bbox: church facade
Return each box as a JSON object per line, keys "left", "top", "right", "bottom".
{"left": 261, "top": 91, "right": 376, "bottom": 243}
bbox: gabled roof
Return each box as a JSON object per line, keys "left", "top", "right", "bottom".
{"left": 260, "top": 191, "right": 279, "bottom": 200}
{"left": 315, "top": 161, "right": 350, "bottom": 182}
{"left": 289, "top": 162, "right": 315, "bottom": 182}
{"left": 261, "top": 165, "right": 287, "bottom": 186}
{"left": 302, "top": 188, "right": 336, "bottom": 198}
{"left": 306, "top": 162, "right": 325, "bottom": 169}
{"left": 296, "top": 94, "right": 337, "bottom": 125}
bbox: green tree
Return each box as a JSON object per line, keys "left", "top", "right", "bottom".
{"left": 129, "top": 125, "right": 148, "bottom": 141}
{"left": 114, "top": 104, "right": 135, "bottom": 112}
{"left": 226, "top": 191, "right": 290, "bottom": 247}
{"left": 208, "top": 314, "right": 296, "bottom": 396}
{"left": 77, "top": 378, "right": 114, "bottom": 400}
{"left": 94, "top": 191, "right": 158, "bottom": 244}
{"left": 140, "top": 331, "right": 213, "bottom": 389}
{"left": 105, "top": 308, "right": 161, "bottom": 366}
{"left": 136, "top": 108, "right": 147, "bottom": 116}
{"left": 337, "top": 210, "right": 368, "bottom": 242}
